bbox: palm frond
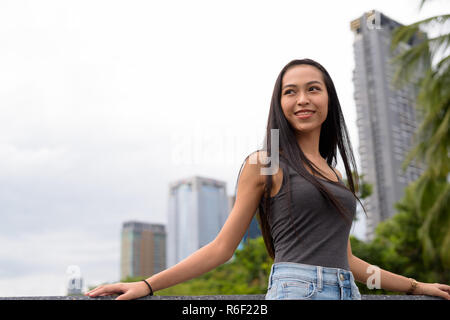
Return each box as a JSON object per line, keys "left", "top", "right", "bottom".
{"left": 390, "top": 3, "right": 450, "bottom": 270}
{"left": 391, "top": 14, "right": 450, "bottom": 49}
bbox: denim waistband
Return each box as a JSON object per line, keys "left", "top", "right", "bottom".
{"left": 268, "top": 262, "right": 355, "bottom": 290}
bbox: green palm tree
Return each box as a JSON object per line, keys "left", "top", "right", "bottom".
{"left": 390, "top": 0, "right": 450, "bottom": 268}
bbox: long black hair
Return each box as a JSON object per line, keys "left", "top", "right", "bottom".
{"left": 235, "top": 58, "right": 367, "bottom": 259}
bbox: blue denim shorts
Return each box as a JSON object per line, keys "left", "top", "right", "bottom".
{"left": 265, "top": 262, "right": 362, "bottom": 300}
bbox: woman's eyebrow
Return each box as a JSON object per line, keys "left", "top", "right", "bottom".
{"left": 282, "top": 80, "right": 323, "bottom": 90}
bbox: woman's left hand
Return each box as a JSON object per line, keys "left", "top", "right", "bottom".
{"left": 414, "top": 282, "right": 450, "bottom": 300}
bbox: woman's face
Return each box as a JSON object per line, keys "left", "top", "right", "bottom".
{"left": 280, "top": 64, "right": 329, "bottom": 135}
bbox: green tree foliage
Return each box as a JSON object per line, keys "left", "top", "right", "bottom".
{"left": 390, "top": 0, "right": 450, "bottom": 268}
{"left": 350, "top": 180, "right": 450, "bottom": 295}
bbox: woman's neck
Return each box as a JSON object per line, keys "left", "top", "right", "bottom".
{"left": 296, "top": 130, "right": 322, "bottom": 160}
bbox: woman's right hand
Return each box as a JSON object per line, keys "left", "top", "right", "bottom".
{"left": 85, "top": 280, "right": 151, "bottom": 300}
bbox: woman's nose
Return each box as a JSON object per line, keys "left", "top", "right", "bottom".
{"left": 297, "top": 92, "right": 310, "bottom": 105}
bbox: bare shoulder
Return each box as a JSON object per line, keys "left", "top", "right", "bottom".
{"left": 248, "top": 150, "right": 270, "bottom": 164}
{"left": 244, "top": 150, "right": 270, "bottom": 186}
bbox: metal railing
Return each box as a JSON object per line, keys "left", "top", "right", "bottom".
{"left": 0, "top": 294, "right": 444, "bottom": 300}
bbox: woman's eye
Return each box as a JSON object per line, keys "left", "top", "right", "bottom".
{"left": 284, "top": 87, "right": 320, "bottom": 95}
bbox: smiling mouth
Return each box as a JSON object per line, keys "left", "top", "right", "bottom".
{"left": 295, "top": 111, "right": 315, "bottom": 119}
{"left": 294, "top": 110, "right": 315, "bottom": 115}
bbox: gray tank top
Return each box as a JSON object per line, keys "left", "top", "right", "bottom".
{"left": 261, "top": 158, "right": 356, "bottom": 270}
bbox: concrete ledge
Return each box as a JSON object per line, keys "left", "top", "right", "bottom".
{"left": 0, "top": 294, "right": 444, "bottom": 300}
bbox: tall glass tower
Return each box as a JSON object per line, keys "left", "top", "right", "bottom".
{"left": 350, "top": 10, "right": 427, "bottom": 240}
{"left": 120, "top": 221, "right": 166, "bottom": 280}
{"left": 167, "top": 176, "right": 229, "bottom": 267}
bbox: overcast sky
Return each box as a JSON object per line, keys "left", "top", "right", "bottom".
{"left": 1, "top": 0, "right": 448, "bottom": 297}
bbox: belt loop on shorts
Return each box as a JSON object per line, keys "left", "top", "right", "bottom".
{"left": 316, "top": 266, "right": 323, "bottom": 292}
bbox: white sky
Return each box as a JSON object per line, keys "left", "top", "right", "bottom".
{"left": 0, "top": 0, "right": 448, "bottom": 297}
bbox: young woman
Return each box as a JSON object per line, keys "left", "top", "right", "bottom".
{"left": 85, "top": 59, "right": 450, "bottom": 300}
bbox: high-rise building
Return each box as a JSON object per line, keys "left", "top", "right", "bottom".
{"left": 167, "top": 176, "right": 229, "bottom": 267}
{"left": 120, "top": 221, "right": 166, "bottom": 280}
{"left": 350, "top": 10, "right": 427, "bottom": 240}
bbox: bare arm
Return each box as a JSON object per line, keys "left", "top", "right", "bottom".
{"left": 86, "top": 151, "right": 267, "bottom": 300}
{"left": 349, "top": 252, "right": 413, "bottom": 292}
{"left": 336, "top": 164, "right": 450, "bottom": 300}
{"left": 336, "top": 167, "right": 425, "bottom": 293}
{"left": 347, "top": 239, "right": 450, "bottom": 299}
{"left": 145, "top": 151, "right": 267, "bottom": 292}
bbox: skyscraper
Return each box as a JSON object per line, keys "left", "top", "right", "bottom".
{"left": 120, "top": 221, "right": 166, "bottom": 280}
{"left": 167, "top": 176, "right": 229, "bottom": 267}
{"left": 350, "top": 10, "right": 427, "bottom": 240}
